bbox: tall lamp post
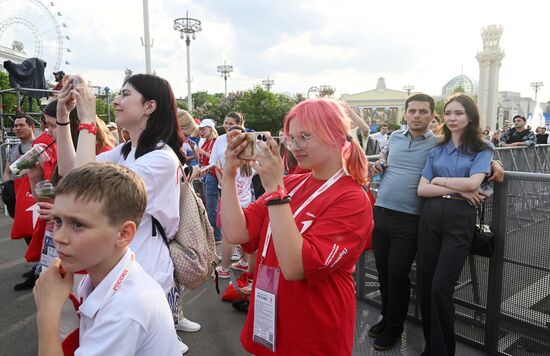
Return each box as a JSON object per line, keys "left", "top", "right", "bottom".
{"left": 530, "top": 81, "right": 543, "bottom": 103}
{"left": 174, "top": 12, "right": 202, "bottom": 111}
{"left": 403, "top": 84, "right": 414, "bottom": 96}
{"left": 217, "top": 61, "right": 233, "bottom": 97}
{"left": 141, "top": 0, "right": 152, "bottom": 74}
{"left": 104, "top": 87, "right": 111, "bottom": 123}
{"left": 262, "top": 76, "right": 274, "bottom": 91}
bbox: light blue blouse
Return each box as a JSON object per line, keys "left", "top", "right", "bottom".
{"left": 421, "top": 141, "right": 494, "bottom": 180}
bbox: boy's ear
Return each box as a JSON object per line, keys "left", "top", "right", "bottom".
{"left": 116, "top": 221, "right": 136, "bottom": 248}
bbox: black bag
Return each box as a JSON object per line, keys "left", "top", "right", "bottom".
{"left": 470, "top": 201, "right": 494, "bottom": 257}
{"left": 1, "top": 180, "right": 16, "bottom": 218}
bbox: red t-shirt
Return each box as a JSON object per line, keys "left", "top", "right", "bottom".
{"left": 199, "top": 139, "right": 216, "bottom": 175}
{"left": 240, "top": 173, "right": 373, "bottom": 356}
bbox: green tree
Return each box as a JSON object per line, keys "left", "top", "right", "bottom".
{"left": 435, "top": 99, "right": 445, "bottom": 119}
{"left": 95, "top": 92, "right": 117, "bottom": 123}
{"left": 319, "top": 86, "right": 335, "bottom": 97}
{"left": 452, "top": 85, "right": 465, "bottom": 94}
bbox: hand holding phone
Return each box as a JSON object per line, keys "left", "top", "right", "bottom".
{"left": 237, "top": 132, "right": 271, "bottom": 160}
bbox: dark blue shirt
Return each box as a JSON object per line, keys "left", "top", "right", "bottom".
{"left": 422, "top": 141, "right": 494, "bottom": 181}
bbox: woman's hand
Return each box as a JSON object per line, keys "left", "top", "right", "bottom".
{"left": 252, "top": 133, "right": 284, "bottom": 193}
{"left": 37, "top": 201, "right": 54, "bottom": 221}
{"left": 458, "top": 190, "right": 487, "bottom": 206}
{"left": 224, "top": 130, "right": 252, "bottom": 179}
{"left": 56, "top": 77, "right": 76, "bottom": 123}
{"left": 70, "top": 75, "right": 96, "bottom": 124}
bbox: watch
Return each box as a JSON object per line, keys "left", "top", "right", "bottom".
{"left": 262, "top": 185, "right": 289, "bottom": 206}
{"left": 78, "top": 123, "right": 98, "bottom": 135}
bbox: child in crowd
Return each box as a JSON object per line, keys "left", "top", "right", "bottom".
{"left": 33, "top": 162, "right": 180, "bottom": 355}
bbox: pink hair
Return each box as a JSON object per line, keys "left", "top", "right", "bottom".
{"left": 283, "top": 98, "right": 369, "bottom": 185}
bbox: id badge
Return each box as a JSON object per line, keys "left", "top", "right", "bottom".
{"left": 253, "top": 264, "right": 280, "bottom": 352}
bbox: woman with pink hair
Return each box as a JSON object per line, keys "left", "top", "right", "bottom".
{"left": 221, "top": 98, "right": 373, "bottom": 355}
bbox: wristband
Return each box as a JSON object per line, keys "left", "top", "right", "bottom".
{"left": 56, "top": 120, "right": 70, "bottom": 126}
{"left": 266, "top": 196, "right": 291, "bottom": 206}
{"left": 262, "top": 185, "right": 288, "bottom": 206}
{"left": 78, "top": 123, "right": 98, "bottom": 135}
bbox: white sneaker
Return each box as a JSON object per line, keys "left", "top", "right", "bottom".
{"left": 177, "top": 335, "right": 189, "bottom": 354}
{"left": 176, "top": 317, "right": 201, "bottom": 332}
{"left": 231, "top": 250, "right": 241, "bottom": 261}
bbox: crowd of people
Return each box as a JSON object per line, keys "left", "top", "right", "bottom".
{"left": 1, "top": 71, "right": 527, "bottom": 356}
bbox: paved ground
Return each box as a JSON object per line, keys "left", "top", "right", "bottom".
{"left": 0, "top": 213, "right": 487, "bottom": 356}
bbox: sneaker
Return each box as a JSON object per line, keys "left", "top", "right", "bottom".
{"left": 373, "top": 331, "right": 400, "bottom": 351}
{"left": 214, "top": 266, "right": 230, "bottom": 279}
{"left": 231, "top": 259, "right": 248, "bottom": 272}
{"left": 14, "top": 274, "right": 37, "bottom": 291}
{"left": 22, "top": 267, "right": 35, "bottom": 278}
{"left": 176, "top": 317, "right": 201, "bottom": 332}
{"left": 231, "top": 250, "right": 241, "bottom": 261}
{"left": 367, "top": 319, "right": 386, "bottom": 338}
{"left": 177, "top": 335, "right": 189, "bottom": 354}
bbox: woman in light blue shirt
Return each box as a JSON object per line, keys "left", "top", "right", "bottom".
{"left": 416, "top": 94, "right": 494, "bottom": 356}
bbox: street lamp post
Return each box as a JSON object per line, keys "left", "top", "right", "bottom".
{"left": 142, "top": 0, "right": 152, "bottom": 74}
{"left": 262, "top": 76, "right": 274, "bottom": 91}
{"left": 403, "top": 84, "right": 414, "bottom": 96}
{"left": 217, "top": 61, "right": 233, "bottom": 97}
{"left": 173, "top": 12, "right": 202, "bottom": 111}
{"left": 530, "top": 81, "right": 543, "bottom": 103}
{"left": 104, "top": 87, "right": 111, "bottom": 123}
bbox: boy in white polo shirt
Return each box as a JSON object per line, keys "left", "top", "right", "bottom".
{"left": 33, "top": 162, "right": 180, "bottom": 356}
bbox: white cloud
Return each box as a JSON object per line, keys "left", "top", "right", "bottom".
{"left": 1, "top": 0, "right": 549, "bottom": 103}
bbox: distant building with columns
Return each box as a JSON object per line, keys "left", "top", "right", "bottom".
{"left": 476, "top": 25, "right": 505, "bottom": 130}
{"left": 340, "top": 78, "right": 408, "bottom": 127}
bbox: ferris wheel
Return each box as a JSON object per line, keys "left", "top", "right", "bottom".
{"left": 0, "top": 0, "right": 70, "bottom": 79}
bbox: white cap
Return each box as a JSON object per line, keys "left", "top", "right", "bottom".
{"left": 106, "top": 122, "right": 117, "bottom": 129}
{"left": 198, "top": 119, "right": 216, "bottom": 129}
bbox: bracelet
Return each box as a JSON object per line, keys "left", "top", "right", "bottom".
{"left": 265, "top": 195, "right": 291, "bottom": 206}
{"left": 78, "top": 123, "right": 98, "bottom": 135}
{"left": 56, "top": 120, "right": 70, "bottom": 126}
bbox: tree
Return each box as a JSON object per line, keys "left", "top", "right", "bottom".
{"left": 435, "top": 99, "right": 445, "bottom": 119}
{"left": 452, "top": 85, "right": 465, "bottom": 94}
{"left": 319, "top": 86, "right": 335, "bottom": 97}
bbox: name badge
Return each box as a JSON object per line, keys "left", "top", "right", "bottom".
{"left": 253, "top": 264, "right": 280, "bottom": 352}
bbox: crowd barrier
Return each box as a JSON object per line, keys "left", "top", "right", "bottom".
{"left": 356, "top": 165, "right": 550, "bottom": 354}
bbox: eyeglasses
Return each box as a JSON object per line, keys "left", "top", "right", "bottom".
{"left": 283, "top": 133, "right": 313, "bottom": 150}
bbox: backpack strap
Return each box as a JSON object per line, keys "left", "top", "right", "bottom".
{"left": 152, "top": 216, "right": 169, "bottom": 246}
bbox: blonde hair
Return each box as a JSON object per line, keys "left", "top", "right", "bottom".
{"left": 56, "top": 162, "right": 147, "bottom": 226}
{"left": 177, "top": 110, "right": 199, "bottom": 136}
{"left": 95, "top": 118, "right": 117, "bottom": 150}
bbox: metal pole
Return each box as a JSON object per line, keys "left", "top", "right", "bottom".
{"left": 142, "top": 0, "right": 152, "bottom": 74}
{"left": 186, "top": 36, "right": 192, "bottom": 111}
{"left": 107, "top": 95, "right": 111, "bottom": 123}
{"left": 224, "top": 74, "right": 228, "bottom": 97}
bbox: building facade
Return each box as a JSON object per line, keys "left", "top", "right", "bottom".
{"left": 340, "top": 78, "right": 408, "bottom": 128}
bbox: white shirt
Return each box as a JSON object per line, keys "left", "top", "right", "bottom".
{"left": 371, "top": 132, "right": 388, "bottom": 151}
{"left": 97, "top": 143, "right": 179, "bottom": 294}
{"left": 76, "top": 250, "right": 180, "bottom": 356}
{"left": 209, "top": 134, "right": 253, "bottom": 207}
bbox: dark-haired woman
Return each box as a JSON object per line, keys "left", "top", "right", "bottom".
{"left": 416, "top": 94, "right": 494, "bottom": 356}
{"left": 55, "top": 74, "right": 188, "bottom": 353}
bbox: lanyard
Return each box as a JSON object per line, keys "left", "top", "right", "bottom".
{"left": 261, "top": 169, "right": 346, "bottom": 260}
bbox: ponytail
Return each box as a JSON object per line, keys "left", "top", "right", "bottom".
{"left": 343, "top": 139, "right": 369, "bottom": 186}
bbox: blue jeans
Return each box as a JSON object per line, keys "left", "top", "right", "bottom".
{"left": 203, "top": 173, "right": 221, "bottom": 241}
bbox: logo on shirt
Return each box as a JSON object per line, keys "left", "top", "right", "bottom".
{"left": 322, "top": 244, "right": 348, "bottom": 270}
{"left": 300, "top": 220, "right": 313, "bottom": 234}
{"left": 112, "top": 269, "right": 129, "bottom": 291}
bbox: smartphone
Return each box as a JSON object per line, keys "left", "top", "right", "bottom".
{"left": 479, "top": 180, "right": 494, "bottom": 197}
{"left": 237, "top": 131, "right": 271, "bottom": 160}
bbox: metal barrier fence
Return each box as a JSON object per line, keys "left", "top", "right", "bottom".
{"left": 355, "top": 172, "right": 550, "bottom": 355}
{"left": 495, "top": 144, "right": 550, "bottom": 174}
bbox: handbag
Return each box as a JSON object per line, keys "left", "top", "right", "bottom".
{"left": 470, "top": 200, "right": 494, "bottom": 257}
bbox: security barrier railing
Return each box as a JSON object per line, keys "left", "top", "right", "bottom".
{"left": 495, "top": 144, "right": 550, "bottom": 174}
{"left": 355, "top": 171, "right": 550, "bottom": 355}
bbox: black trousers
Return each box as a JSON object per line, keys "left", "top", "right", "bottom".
{"left": 372, "top": 206, "right": 419, "bottom": 336}
{"left": 416, "top": 198, "right": 476, "bottom": 356}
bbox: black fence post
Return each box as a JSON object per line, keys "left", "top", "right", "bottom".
{"left": 484, "top": 177, "right": 508, "bottom": 354}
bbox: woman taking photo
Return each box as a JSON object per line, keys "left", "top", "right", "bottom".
{"left": 221, "top": 98, "right": 373, "bottom": 355}
{"left": 55, "top": 74, "right": 190, "bottom": 353}
{"left": 416, "top": 94, "right": 494, "bottom": 356}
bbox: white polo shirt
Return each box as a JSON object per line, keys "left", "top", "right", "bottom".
{"left": 371, "top": 132, "right": 388, "bottom": 151}
{"left": 76, "top": 249, "right": 180, "bottom": 356}
{"left": 97, "top": 143, "right": 180, "bottom": 294}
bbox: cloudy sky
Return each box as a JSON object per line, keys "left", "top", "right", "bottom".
{"left": 3, "top": 0, "right": 549, "bottom": 103}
